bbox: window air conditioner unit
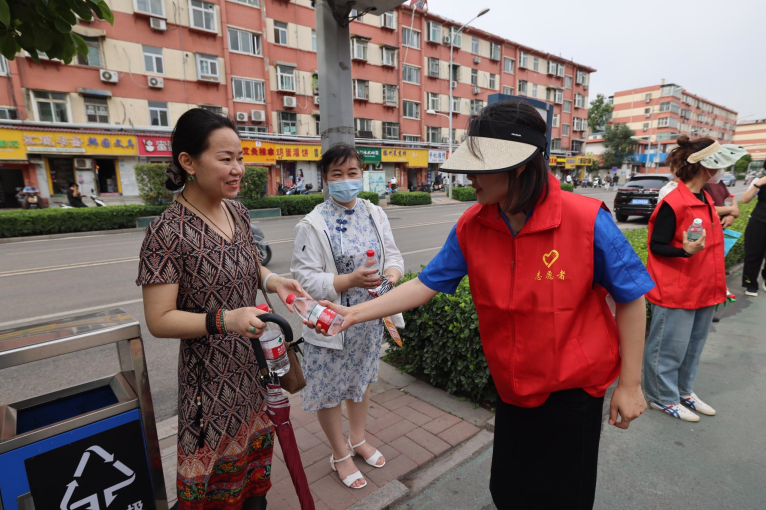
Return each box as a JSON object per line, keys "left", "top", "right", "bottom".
{"left": 472, "top": 86, "right": 480, "bottom": 95}
{"left": 583, "top": 85, "right": 588, "bottom": 90}
{"left": 645, "top": 97, "right": 651, "bottom": 103}
{"left": 74, "top": 158, "right": 92, "bottom": 169}
{"left": 313, "top": 95, "right": 320, "bottom": 105}
{"left": 235, "top": 112, "right": 248, "bottom": 122}
{"left": 443, "top": 35, "right": 451, "bottom": 45}
{"left": 99, "top": 69, "right": 118, "bottom": 83}
{"left": 451, "top": 81, "right": 457, "bottom": 89}
{"left": 645, "top": 113, "right": 651, "bottom": 118}
{"left": 251, "top": 110, "right": 265, "bottom": 122}
{"left": 149, "top": 17, "right": 167, "bottom": 31}
{"left": 643, "top": 126, "right": 648, "bottom": 131}
{"left": 283, "top": 96, "right": 297, "bottom": 108}
{"left": 148, "top": 76, "right": 164, "bottom": 88}
{"left": 441, "top": 137, "right": 450, "bottom": 143}
{"left": 473, "top": 56, "right": 481, "bottom": 64}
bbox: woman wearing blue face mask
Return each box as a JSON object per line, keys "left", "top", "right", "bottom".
{"left": 290, "top": 143, "right": 404, "bottom": 489}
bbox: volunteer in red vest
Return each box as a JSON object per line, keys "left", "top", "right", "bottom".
{"left": 306, "top": 100, "right": 654, "bottom": 510}
{"left": 644, "top": 136, "right": 746, "bottom": 421}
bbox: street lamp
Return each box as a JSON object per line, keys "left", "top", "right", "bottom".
{"left": 446, "top": 7, "right": 489, "bottom": 199}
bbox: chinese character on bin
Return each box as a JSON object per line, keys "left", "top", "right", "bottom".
{"left": 70, "top": 136, "right": 83, "bottom": 148}
{"left": 87, "top": 137, "right": 99, "bottom": 147}
{"left": 56, "top": 135, "right": 69, "bottom": 147}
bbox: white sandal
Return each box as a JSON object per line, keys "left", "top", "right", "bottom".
{"left": 329, "top": 453, "right": 367, "bottom": 489}
{"left": 348, "top": 437, "right": 386, "bottom": 468}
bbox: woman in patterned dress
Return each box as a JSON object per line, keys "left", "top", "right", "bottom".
{"left": 290, "top": 144, "right": 404, "bottom": 489}
{"left": 137, "top": 109, "right": 308, "bottom": 510}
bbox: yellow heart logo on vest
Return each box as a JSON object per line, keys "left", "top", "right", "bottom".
{"left": 543, "top": 250, "right": 559, "bottom": 268}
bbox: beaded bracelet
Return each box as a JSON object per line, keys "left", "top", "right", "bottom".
{"left": 215, "top": 309, "right": 223, "bottom": 335}
{"left": 219, "top": 308, "right": 229, "bottom": 335}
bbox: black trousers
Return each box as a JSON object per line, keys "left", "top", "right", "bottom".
{"left": 490, "top": 389, "right": 604, "bottom": 510}
{"left": 743, "top": 218, "right": 766, "bottom": 291}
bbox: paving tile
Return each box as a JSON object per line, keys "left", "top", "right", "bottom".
{"left": 407, "top": 401, "right": 445, "bottom": 419}
{"left": 438, "top": 421, "right": 480, "bottom": 446}
{"left": 370, "top": 388, "right": 404, "bottom": 404}
{"left": 366, "top": 412, "right": 403, "bottom": 435}
{"left": 374, "top": 418, "right": 418, "bottom": 444}
{"left": 421, "top": 413, "right": 462, "bottom": 435}
{"left": 377, "top": 443, "right": 401, "bottom": 462}
{"left": 304, "top": 419, "right": 324, "bottom": 434}
{"left": 310, "top": 475, "right": 357, "bottom": 510}
{"left": 274, "top": 478, "right": 302, "bottom": 510}
{"left": 304, "top": 456, "right": 334, "bottom": 484}
{"left": 294, "top": 427, "right": 324, "bottom": 452}
{"left": 273, "top": 437, "right": 285, "bottom": 462}
{"left": 393, "top": 405, "right": 432, "bottom": 427}
{"left": 314, "top": 500, "right": 330, "bottom": 510}
{"left": 365, "top": 454, "right": 418, "bottom": 488}
{"left": 327, "top": 466, "right": 381, "bottom": 502}
{"left": 314, "top": 430, "right": 331, "bottom": 447}
{"left": 290, "top": 407, "right": 318, "bottom": 428}
{"left": 379, "top": 394, "right": 418, "bottom": 411}
{"left": 267, "top": 492, "right": 289, "bottom": 510}
{"left": 270, "top": 455, "right": 290, "bottom": 484}
{"left": 405, "top": 427, "right": 451, "bottom": 456}
{"left": 390, "top": 436, "right": 435, "bottom": 466}
{"left": 300, "top": 442, "right": 332, "bottom": 467}
{"left": 367, "top": 403, "right": 389, "bottom": 419}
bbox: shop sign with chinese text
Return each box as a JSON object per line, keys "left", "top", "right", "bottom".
{"left": 138, "top": 136, "right": 172, "bottom": 156}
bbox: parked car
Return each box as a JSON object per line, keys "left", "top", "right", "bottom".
{"left": 720, "top": 172, "right": 737, "bottom": 187}
{"left": 613, "top": 174, "right": 673, "bottom": 222}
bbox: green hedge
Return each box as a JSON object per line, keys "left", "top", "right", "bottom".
{"left": 389, "top": 192, "right": 432, "bottom": 206}
{"left": 735, "top": 173, "right": 746, "bottom": 180}
{"left": 241, "top": 166, "right": 270, "bottom": 199}
{"left": 451, "top": 187, "right": 476, "bottom": 201}
{"left": 359, "top": 191, "right": 379, "bottom": 205}
{"left": 387, "top": 198, "right": 759, "bottom": 403}
{"left": 561, "top": 182, "right": 574, "bottom": 192}
{"left": 134, "top": 163, "right": 175, "bottom": 206}
{"left": 0, "top": 205, "right": 169, "bottom": 238}
{"left": 241, "top": 194, "right": 324, "bottom": 216}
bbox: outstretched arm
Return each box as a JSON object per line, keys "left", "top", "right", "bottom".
{"left": 609, "top": 296, "right": 648, "bottom": 429}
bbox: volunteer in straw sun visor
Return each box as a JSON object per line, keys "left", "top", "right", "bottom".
{"left": 305, "top": 100, "right": 656, "bottom": 510}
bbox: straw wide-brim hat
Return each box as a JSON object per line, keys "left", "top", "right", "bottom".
{"left": 440, "top": 121, "right": 547, "bottom": 174}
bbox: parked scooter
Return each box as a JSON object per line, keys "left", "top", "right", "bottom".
{"left": 16, "top": 189, "right": 41, "bottom": 209}
{"left": 249, "top": 222, "right": 272, "bottom": 266}
{"left": 301, "top": 183, "right": 314, "bottom": 195}
{"left": 89, "top": 194, "right": 107, "bottom": 207}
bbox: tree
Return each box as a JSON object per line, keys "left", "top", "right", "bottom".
{"left": 600, "top": 124, "right": 636, "bottom": 170}
{"left": 734, "top": 153, "right": 752, "bottom": 175}
{"left": 0, "top": 0, "right": 114, "bottom": 64}
{"left": 588, "top": 94, "right": 614, "bottom": 133}
{"left": 584, "top": 152, "right": 600, "bottom": 175}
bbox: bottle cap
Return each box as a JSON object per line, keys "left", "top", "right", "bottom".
{"left": 285, "top": 293, "right": 296, "bottom": 305}
{"left": 693, "top": 218, "right": 703, "bottom": 225}
{"left": 256, "top": 304, "right": 269, "bottom": 312}
{"left": 367, "top": 249, "right": 375, "bottom": 257}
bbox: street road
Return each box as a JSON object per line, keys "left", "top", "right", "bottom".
{"left": 0, "top": 181, "right": 751, "bottom": 420}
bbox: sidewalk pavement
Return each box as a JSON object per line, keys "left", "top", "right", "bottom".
{"left": 156, "top": 360, "right": 494, "bottom": 510}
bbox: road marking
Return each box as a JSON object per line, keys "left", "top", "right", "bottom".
{"left": 0, "top": 299, "right": 145, "bottom": 328}
{"left": 2, "top": 232, "right": 143, "bottom": 245}
{"left": 6, "top": 240, "right": 142, "bottom": 256}
{"left": 0, "top": 257, "right": 139, "bottom": 277}
{"left": 401, "top": 247, "right": 442, "bottom": 256}
{"left": 391, "top": 219, "right": 456, "bottom": 230}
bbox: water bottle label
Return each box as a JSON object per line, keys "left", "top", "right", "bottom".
{"left": 261, "top": 335, "right": 286, "bottom": 360}
{"left": 308, "top": 304, "right": 337, "bottom": 332}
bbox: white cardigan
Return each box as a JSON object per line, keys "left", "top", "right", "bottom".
{"left": 290, "top": 198, "right": 405, "bottom": 350}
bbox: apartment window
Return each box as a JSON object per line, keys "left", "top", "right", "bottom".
{"left": 148, "top": 101, "right": 169, "bottom": 127}
{"left": 470, "top": 99, "right": 484, "bottom": 115}
{"left": 402, "top": 64, "right": 420, "bottom": 84}
{"left": 518, "top": 80, "right": 527, "bottom": 95}
{"left": 274, "top": 112, "right": 296, "bottom": 134}
{"left": 196, "top": 54, "right": 219, "bottom": 81}
{"left": 571, "top": 140, "right": 583, "bottom": 153}
{"left": 519, "top": 51, "right": 528, "bottom": 68}
{"left": 228, "top": 28, "right": 261, "bottom": 55}
{"left": 76, "top": 37, "right": 101, "bottom": 67}
{"left": 563, "top": 99, "right": 572, "bottom": 113}
{"left": 383, "top": 84, "right": 398, "bottom": 104}
{"left": 531, "top": 83, "right": 537, "bottom": 98}
{"left": 314, "top": 115, "right": 320, "bottom": 136}
{"left": 502, "top": 86, "right": 513, "bottom": 96}
{"left": 354, "top": 118, "right": 372, "bottom": 134}
{"left": 428, "top": 57, "right": 440, "bottom": 77}
{"left": 555, "top": 89, "right": 564, "bottom": 104}
{"left": 551, "top": 138, "right": 561, "bottom": 151}
{"left": 552, "top": 113, "right": 560, "bottom": 127}
{"left": 84, "top": 97, "right": 108, "bottom": 123}
{"left": 402, "top": 27, "right": 420, "bottom": 49}
{"left": 427, "top": 92, "right": 440, "bottom": 111}
{"left": 452, "top": 96, "right": 461, "bottom": 113}
{"left": 489, "top": 74, "right": 496, "bottom": 89}
{"left": 490, "top": 42, "right": 501, "bottom": 60}
{"left": 576, "top": 70, "right": 588, "bottom": 85}
{"left": 200, "top": 105, "right": 224, "bottom": 115}
{"left": 503, "top": 57, "right": 514, "bottom": 74}
{"left": 533, "top": 56, "right": 539, "bottom": 72}
{"left": 472, "top": 37, "right": 480, "bottom": 54}
{"left": 565, "top": 75, "right": 572, "bottom": 89}
{"left": 311, "top": 30, "right": 316, "bottom": 51}
{"left": 135, "top": 0, "right": 164, "bottom": 16}
{"left": 470, "top": 68, "right": 478, "bottom": 86}
{"left": 645, "top": 93, "right": 652, "bottom": 102}
{"left": 557, "top": 63, "right": 565, "bottom": 77}
{"left": 0, "top": 56, "right": 7, "bottom": 76}
{"left": 658, "top": 117, "right": 679, "bottom": 128}
{"left": 277, "top": 65, "right": 295, "bottom": 91}
{"left": 274, "top": 21, "right": 288, "bottom": 45}
{"left": 232, "top": 77, "right": 265, "bottom": 102}
{"left": 573, "top": 118, "right": 582, "bottom": 131}
{"left": 426, "top": 126, "right": 441, "bottom": 143}
{"left": 232, "top": 0, "right": 258, "bottom": 6}
{"left": 546, "top": 88, "right": 555, "bottom": 102}
{"left": 353, "top": 79, "right": 369, "bottom": 100}
{"left": 403, "top": 135, "right": 420, "bottom": 142}
{"left": 352, "top": 38, "right": 368, "bottom": 60}
{"left": 190, "top": 0, "right": 216, "bottom": 32}
{"left": 0, "top": 107, "right": 18, "bottom": 119}
{"left": 403, "top": 100, "right": 420, "bottom": 119}
{"left": 574, "top": 93, "right": 585, "bottom": 108}
{"left": 450, "top": 63, "right": 460, "bottom": 82}
{"left": 562, "top": 123, "right": 570, "bottom": 137}
{"left": 449, "top": 27, "right": 462, "bottom": 47}
{"left": 238, "top": 125, "right": 268, "bottom": 136}
{"left": 143, "top": 46, "right": 164, "bottom": 74}
{"left": 381, "top": 46, "right": 396, "bottom": 66}
{"left": 381, "top": 11, "right": 395, "bottom": 29}
{"left": 383, "top": 121, "right": 399, "bottom": 140}
{"left": 428, "top": 21, "right": 441, "bottom": 42}
{"left": 547, "top": 61, "right": 556, "bottom": 75}
{"left": 643, "top": 123, "right": 649, "bottom": 131}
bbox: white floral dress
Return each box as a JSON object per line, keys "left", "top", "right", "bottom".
{"left": 300, "top": 199, "right": 386, "bottom": 412}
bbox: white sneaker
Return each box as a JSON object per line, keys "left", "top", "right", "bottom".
{"left": 680, "top": 393, "right": 716, "bottom": 416}
{"left": 650, "top": 401, "right": 700, "bottom": 422}
{"left": 745, "top": 290, "right": 759, "bottom": 297}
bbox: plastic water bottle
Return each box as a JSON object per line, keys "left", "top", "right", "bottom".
{"left": 366, "top": 249, "right": 380, "bottom": 275}
{"left": 725, "top": 194, "right": 734, "bottom": 206}
{"left": 256, "top": 304, "right": 290, "bottom": 376}
{"left": 687, "top": 218, "right": 703, "bottom": 242}
{"left": 286, "top": 294, "right": 346, "bottom": 335}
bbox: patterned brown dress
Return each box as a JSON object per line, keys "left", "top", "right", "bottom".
{"left": 136, "top": 200, "right": 274, "bottom": 510}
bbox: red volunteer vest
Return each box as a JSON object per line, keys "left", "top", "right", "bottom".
{"left": 456, "top": 174, "right": 620, "bottom": 408}
{"left": 646, "top": 180, "right": 726, "bottom": 309}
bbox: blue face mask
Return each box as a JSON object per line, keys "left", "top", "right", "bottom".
{"left": 329, "top": 178, "right": 363, "bottom": 203}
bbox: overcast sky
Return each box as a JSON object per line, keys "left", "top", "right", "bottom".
{"left": 424, "top": 0, "right": 765, "bottom": 121}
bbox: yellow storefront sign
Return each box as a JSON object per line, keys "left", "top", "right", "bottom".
{"left": 381, "top": 148, "right": 428, "bottom": 167}
{"left": 565, "top": 157, "right": 577, "bottom": 169}
{"left": 277, "top": 144, "right": 322, "bottom": 161}
{"left": 576, "top": 156, "right": 593, "bottom": 166}
{"left": 241, "top": 141, "right": 323, "bottom": 164}
{"left": 0, "top": 128, "right": 139, "bottom": 158}
{"left": 242, "top": 140, "right": 277, "bottom": 164}
{"left": 549, "top": 157, "right": 558, "bottom": 166}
